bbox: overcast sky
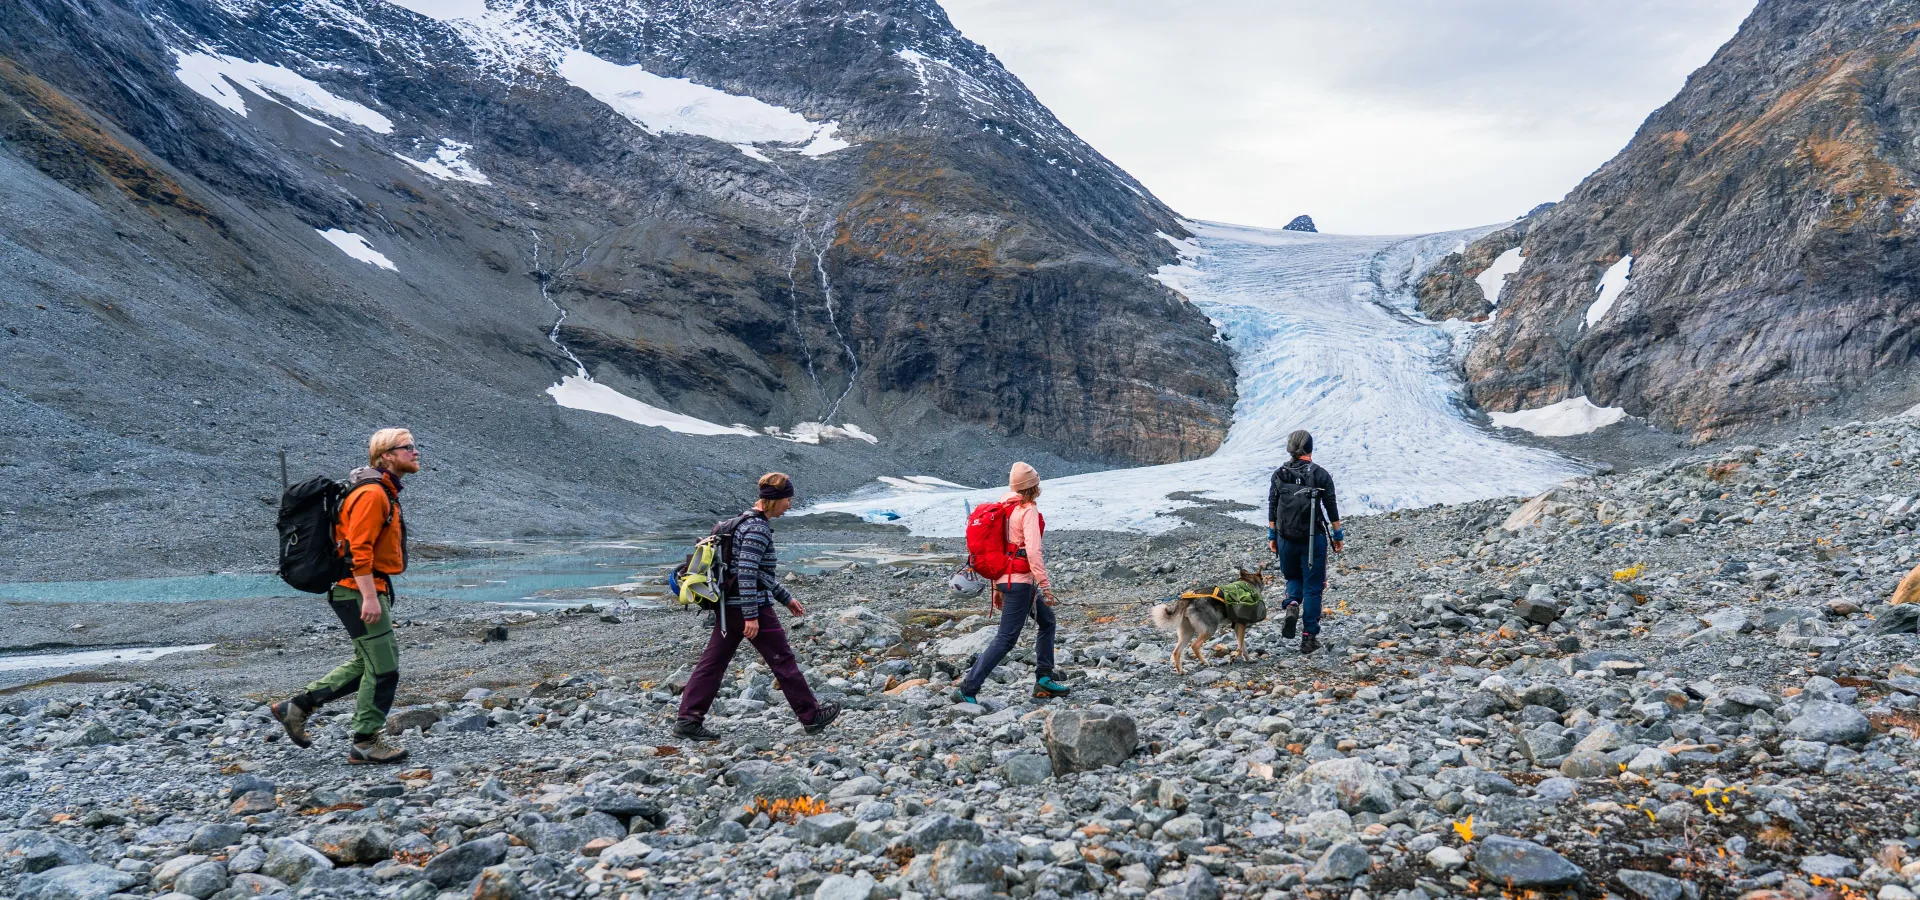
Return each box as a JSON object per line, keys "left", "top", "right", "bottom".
{"left": 941, "top": 0, "right": 1756, "bottom": 235}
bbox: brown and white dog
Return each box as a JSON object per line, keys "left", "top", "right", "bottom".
{"left": 1149, "top": 568, "right": 1267, "bottom": 674}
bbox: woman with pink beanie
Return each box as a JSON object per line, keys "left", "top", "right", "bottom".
{"left": 955, "top": 462, "right": 1073, "bottom": 703}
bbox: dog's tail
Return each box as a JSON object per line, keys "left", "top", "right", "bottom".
{"left": 1149, "top": 600, "right": 1182, "bottom": 633}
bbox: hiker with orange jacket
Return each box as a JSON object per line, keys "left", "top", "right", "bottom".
{"left": 954, "top": 462, "right": 1073, "bottom": 704}
{"left": 270, "top": 428, "right": 418, "bottom": 764}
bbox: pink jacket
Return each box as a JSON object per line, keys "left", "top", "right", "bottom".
{"left": 999, "top": 492, "right": 1049, "bottom": 591}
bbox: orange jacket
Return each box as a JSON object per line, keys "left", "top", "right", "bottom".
{"left": 336, "top": 471, "right": 405, "bottom": 592}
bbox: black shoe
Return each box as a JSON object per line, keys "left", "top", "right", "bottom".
{"left": 1281, "top": 603, "right": 1299, "bottom": 639}
{"left": 674, "top": 720, "right": 722, "bottom": 742}
{"left": 269, "top": 700, "right": 313, "bottom": 749}
{"left": 1301, "top": 633, "right": 1320, "bottom": 654}
{"left": 804, "top": 702, "right": 841, "bottom": 735}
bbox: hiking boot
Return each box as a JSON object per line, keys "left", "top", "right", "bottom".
{"left": 348, "top": 736, "right": 408, "bottom": 765}
{"left": 269, "top": 700, "right": 313, "bottom": 749}
{"left": 1300, "top": 633, "right": 1320, "bottom": 655}
{"left": 673, "top": 720, "right": 722, "bottom": 742}
{"left": 1033, "top": 676, "right": 1073, "bottom": 699}
{"left": 803, "top": 702, "right": 842, "bottom": 735}
{"left": 952, "top": 688, "right": 978, "bottom": 705}
{"left": 1281, "top": 603, "right": 1300, "bottom": 639}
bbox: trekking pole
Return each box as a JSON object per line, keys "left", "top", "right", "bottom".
{"left": 278, "top": 448, "right": 289, "bottom": 491}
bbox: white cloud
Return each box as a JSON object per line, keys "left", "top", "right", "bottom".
{"left": 941, "top": 0, "right": 1754, "bottom": 234}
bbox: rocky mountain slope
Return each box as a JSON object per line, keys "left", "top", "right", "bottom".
{"left": 3, "top": 411, "right": 1920, "bottom": 899}
{"left": 1453, "top": 0, "right": 1920, "bottom": 440}
{"left": 0, "top": 0, "right": 1233, "bottom": 578}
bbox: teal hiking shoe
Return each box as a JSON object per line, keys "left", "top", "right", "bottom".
{"left": 952, "top": 688, "right": 977, "bottom": 705}
{"left": 1033, "top": 676, "right": 1072, "bottom": 699}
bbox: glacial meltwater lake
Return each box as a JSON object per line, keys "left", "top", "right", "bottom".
{"left": 0, "top": 538, "right": 956, "bottom": 610}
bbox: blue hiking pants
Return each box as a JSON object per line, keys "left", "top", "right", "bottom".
{"left": 1278, "top": 534, "right": 1329, "bottom": 636}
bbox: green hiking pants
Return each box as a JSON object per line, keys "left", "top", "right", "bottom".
{"left": 296, "top": 586, "right": 399, "bottom": 739}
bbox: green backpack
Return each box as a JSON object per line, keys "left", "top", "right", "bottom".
{"left": 670, "top": 513, "right": 753, "bottom": 611}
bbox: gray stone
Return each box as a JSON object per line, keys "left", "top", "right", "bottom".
{"left": 471, "top": 864, "right": 529, "bottom": 900}
{"left": 153, "top": 854, "right": 212, "bottom": 888}
{"left": 926, "top": 840, "right": 1004, "bottom": 895}
{"left": 188, "top": 823, "right": 245, "bottom": 852}
{"left": 1517, "top": 728, "right": 1577, "bottom": 764}
{"left": 1800, "top": 855, "right": 1858, "bottom": 879}
{"left": 828, "top": 775, "right": 882, "bottom": 799}
{"left": 422, "top": 835, "right": 509, "bottom": 889}
{"left": 1044, "top": 706, "right": 1138, "bottom": 775}
{"left": 1876, "top": 604, "right": 1920, "bottom": 635}
{"left": 310, "top": 824, "right": 395, "bottom": 864}
{"left": 1160, "top": 863, "right": 1222, "bottom": 900}
{"left": 5, "top": 832, "right": 91, "bottom": 873}
{"left": 1158, "top": 814, "right": 1206, "bottom": 841}
{"left": 1534, "top": 777, "right": 1579, "bottom": 803}
{"left": 903, "top": 813, "right": 985, "bottom": 852}
{"left": 15, "top": 864, "right": 138, "bottom": 900}
{"left": 1613, "top": 869, "right": 1685, "bottom": 900}
{"left": 1471, "top": 835, "right": 1583, "bottom": 888}
{"left": 385, "top": 707, "right": 442, "bottom": 735}
{"left": 226, "top": 774, "right": 276, "bottom": 798}
{"left": 1784, "top": 700, "right": 1871, "bottom": 744}
{"left": 1626, "top": 747, "right": 1673, "bottom": 776}
{"left": 598, "top": 837, "right": 653, "bottom": 869}
{"left": 791, "top": 813, "right": 857, "bottom": 846}
{"left": 1560, "top": 751, "right": 1613, "bottom": 778}
{"left": 1000, "top": 754, "right": 1052, "bottom": 786}
{"left": 173, "top": 861, "right": 229, "bottom": 899}
{"left": 1306, "top": 841, "right": 1373, "bottom": 883}
{"left": 222, "top": 873, "right": 290, "bottom": 897}
{"left": 813, "top": 871, "right": 878, "bottom": 900}
{"left": 260, "top": 839, "right": 332, "bottom": 884}
{"left": 695, "top": 819, "right": 748, "bottom": 843}
{"left": 1287, "top": 757, "right": 1395, "bottom": 814}
{"left": 1426, "top": 846, "right": 1466, "bottom": 870}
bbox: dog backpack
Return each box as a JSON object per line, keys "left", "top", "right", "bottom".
{"left": 965, "top": 500, "right": 1037, "bottom": 581}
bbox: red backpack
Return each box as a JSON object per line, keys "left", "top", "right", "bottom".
{"left": 965, "top": 499, "right": 1042, "bottom": 580}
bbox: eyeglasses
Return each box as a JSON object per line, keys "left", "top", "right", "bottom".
{"left": 390, "top": 444, "right": 418, "bottom": 454}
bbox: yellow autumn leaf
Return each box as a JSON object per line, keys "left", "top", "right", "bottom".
{"left": 1452, "top": 816, "right": 1474, "bottom": 842}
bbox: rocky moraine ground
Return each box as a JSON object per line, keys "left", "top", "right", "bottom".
{"left": 5, "top": 417, "right": 1920, "bottom": 900}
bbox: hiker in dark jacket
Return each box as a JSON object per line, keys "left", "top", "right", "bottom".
{"left": 674, "top": 473, "right": 841, "bottom": 741}
{"left": 1267, "top": 430, "right": 1342, "bottom": 654}
{"left": 270, "top": 428, "right": 418, "bottom": 764}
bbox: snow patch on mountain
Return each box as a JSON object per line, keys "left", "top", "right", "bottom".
{"left": 557, "top": 49, "right": 846, "bottom": 157}
{"left": 1476, "top": 246, "right": 1525, "bottom": 307}
{"left": 812, "top": 222, "right": 1583, "bottom": 534}
{"left": 546, "top": 376, "right": 757, "bottom": 437}
{"left": 1586, "top": 255, "right": 1633, "bottom": 327}
{"left": 315, "top": 229, "right": 397, "bottom": 270}
{"left": 381, "top": 0, "right": 486, "bottom": 22}
{"left": 172, "top": 50, "right": 394, "bottom": 134}
{"left": 1489, "top": 396, "right": 1628, "bottom": 437}
{"left": 396, "top": 139, "right": 489, "bottom": 184}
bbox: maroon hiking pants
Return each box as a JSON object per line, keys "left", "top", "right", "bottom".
{"left": 676, "top": 604, "right": 820, "bottom": 726}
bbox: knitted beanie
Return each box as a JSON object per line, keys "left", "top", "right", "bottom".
{"left": 1009, "top": 461, "right": 1040, "bottom": 491}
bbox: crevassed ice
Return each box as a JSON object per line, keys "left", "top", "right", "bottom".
{"left": 396, "top": 139, "right": 490, "bottom": 184}
{"left": 1586, "top": 255, "right": 1633, "bottom": 327}
{"left": 557, "top": 49, "right": 847, "bottom": 159}
{"left": 546, "top": 375, "right": 757, "bottom": 437}
{"left": 809, "top": 221, "right": 1583, "bottom": 534}
{"left": 1488, "top": 396, "right": 1628, "bottom": 437}
{"left": 1475, "top": 246, "right": 1525, "bottom": 307}
{"left": 316, "top": 229, "right": 397, "bottom": 270}
{"left": 172, "top": 50, "right": 395, "bottom": 134}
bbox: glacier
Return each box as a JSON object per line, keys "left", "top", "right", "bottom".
{"left": 809, "top": 221, "right": 1585, "bottom": 534}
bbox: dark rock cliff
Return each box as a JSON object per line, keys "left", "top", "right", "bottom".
{"left": 0, "top": 0, "right": 1233, "bottom": 575}
{"left": 1462, "top": 0, "right": 1920, "bottom": 439}
{"left": 1414, "top": 204, "right": 1551, "bottom": 322}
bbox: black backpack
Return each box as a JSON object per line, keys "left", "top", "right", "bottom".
{"left": 1270, "top": 462, "right": 1325, "bottom": 541}
{"left": 277, "top": 474, "right": 398, "bottom": 594}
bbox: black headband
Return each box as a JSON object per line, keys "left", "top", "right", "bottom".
{"left": 759, "top": 482, "right": 795, "bottom": 501}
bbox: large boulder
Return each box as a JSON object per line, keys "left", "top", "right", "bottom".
{"left": 2, "top": 832, "right": 91, "bottom": 873}
{"left": 1044, "top": 707, "right": 1138, "bottom": 775}
{"left": 791, "top": 813, "right": 857, "bottom": 846}
{"left": 422, "top": 836, "right": 510, "bottom": 889}
{"left": 1286, "top": 758, "right": 1395, "bottom": 814}
{"left": 1472, "top": 835, "right": 1583, "bottom": 888}
{"left": 310, "top": 824, "right": 395, "bottom": 865}
{"left": 1783, "top": 700, "right": 1871, "bottom": 744}
{"left": 902, "top": 813, "right": 984, "bottom": 852}
{"left": 1306, "top": 841, "right": 1373, "bottom": 883}
{"left": 15, "top": 864, "right": 137, "bottom": 900}
{"left": 259, "top": 839, "right": 332, "bottom": 884}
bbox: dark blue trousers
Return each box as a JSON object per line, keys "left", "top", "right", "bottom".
{"left": 960, "top": 583, "right": 1055, "bottom": 695}
{"left": 1278, "top": 534, "right": 1329, "bottom": 636}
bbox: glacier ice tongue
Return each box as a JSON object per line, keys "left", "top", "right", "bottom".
{"left": 811, "top": 222, "right": 1584, "bottom": 535}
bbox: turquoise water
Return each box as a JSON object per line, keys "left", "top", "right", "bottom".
{"left": 0, "top": 538, "right": 921, "bottom": 609}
